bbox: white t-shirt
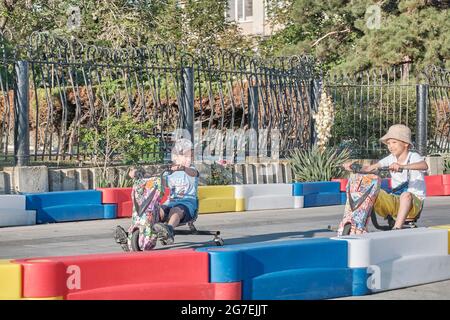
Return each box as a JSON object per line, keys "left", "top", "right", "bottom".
{"left": 378, "top": 151, "right": 427, "bottom": 199}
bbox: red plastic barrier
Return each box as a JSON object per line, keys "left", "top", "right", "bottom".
{"left": 98, "top": 187, "right": 170, "bottom": 218}
{"left": 67, "top": 282, "right": 241, "bottom": 300}
{"left": 331, "top": 178, "right": 348, "bottom": 192}
{"left": 14, "top": 249, "right": 240, "bottom": 300}
{"left": 442, "top": 174, "right": 450, "bottom": 195}
{"left": 425, "top": 175, "right": 445, "bottom": 196}
{"left": 97, "top": 188, "right": 133, "bottom": 217}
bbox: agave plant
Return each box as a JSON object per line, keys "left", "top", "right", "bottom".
{"left": 444, "top": 157, "right": 450, "bottom": 174}
{"left": 288, "top": 145, "right": 351, "bottom": 182}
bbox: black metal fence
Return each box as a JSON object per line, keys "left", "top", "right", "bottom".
{"left": 425, "top": 65, "right": 450, "bottom": 154}
{"left": 0, "top": 32, "right": 449, "bottom": 167}
{"left": 0, "top": 33, "right": 319, "bottom": 167}
{"left": 326, "top": 65, "right": 450, "bottom": 158}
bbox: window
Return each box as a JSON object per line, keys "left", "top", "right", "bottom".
{"left": 227, "top": 0, "right": 253, "bottom": 22}
{"left": 244, "top": 0, "right": 253, "bottom": 19}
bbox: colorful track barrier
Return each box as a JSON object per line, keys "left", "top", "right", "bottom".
{"left": 292, "top": 182, "right": 342, "bottom": 208}
{"left": 97, "top": 187, "right": 133, "bottom": 218}
{"left": 333, "top": 228, "right": 450, "bottom": 293}
{"left": 198, "top": 186, "right": 241, "bottom": 214}
{"left": 25, "top": 190, "right": 117, "bottom": 223}
{"left": 237, "top": 184, "right": 296, "bottom": 211}
{"left": 430, "top": 225, "right": 450, "bottom": 254}
{"left": 197, "top": 238, "right": 366, "bottom": 300}
{"left": 0, "top": 260, "right": 22, "bottom": 300}
{"left": 14, "top": 250, "right": 241, "bottom": 300}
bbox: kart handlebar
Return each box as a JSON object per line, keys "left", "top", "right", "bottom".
{"left": 133, "top": 162, "right": 174, "bottom": 180}
{"left": 348, "top": 163, "right": 403, "bottom": 174}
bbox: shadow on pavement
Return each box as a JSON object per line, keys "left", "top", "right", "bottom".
{"left": 157, "top": 228, "right": 335, "bottom": 250}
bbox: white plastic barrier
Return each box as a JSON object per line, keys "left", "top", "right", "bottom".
{"left": 237, "top": 184, "right": 299, "bottom": 211}
{"left": 0, "top": 195, "right": 26, "bottom": 209}
{"left": 333, "top": 228, "right": 450, "bottom": 292}
{"left": 0, "top": 195, "right": 36, "bottom": 227}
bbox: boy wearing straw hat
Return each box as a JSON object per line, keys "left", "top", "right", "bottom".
{"left": 343, "top": 124, "right": 428, "bottom": 229}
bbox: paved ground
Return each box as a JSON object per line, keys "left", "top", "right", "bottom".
{"left": 1, "top": 196, "right": 450, "bottom": 299}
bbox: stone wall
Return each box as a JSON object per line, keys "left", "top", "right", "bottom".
{"left": 0, "top": 156, "right": 445, "bottom": 194}
{"left": 0, "top": 162, "right": 294, "bottom": 194}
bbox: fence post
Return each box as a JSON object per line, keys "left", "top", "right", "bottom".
{"left": 248, "top": 85, "right": 259, "bottom": 132}
{"left": 181, "top": 66, "right": 194, "bottom": 143}
{"left": 248, "top": 85, "right": 259, "bottom": 162}
{"left": 416, "top": 84, "right": 428, "bottom": 156}
{"left": 14, "top": 60, "right": 30, "bottom": 166}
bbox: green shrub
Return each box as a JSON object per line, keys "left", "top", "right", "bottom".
{"left": 206, "top": 162, "right": 233, "bottom": 185}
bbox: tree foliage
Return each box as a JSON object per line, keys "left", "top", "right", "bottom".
{"left": 262, "top": 0, "right": 450, "bottom": 72}
{"left": 0, "top": 0, "right": 253, "bottom": 51}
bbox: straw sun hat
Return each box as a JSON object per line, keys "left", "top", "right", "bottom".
{"left": 379, "top": 124, "right": 413, "bottom": 146}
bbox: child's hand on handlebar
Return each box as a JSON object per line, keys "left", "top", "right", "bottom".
{"left": 171, "top": 164, "right": 185, "bottom": 172}
{"left": 389, "top": 163, "right": 403, "bottom": 172}
{"left": 343, "top": 162, "right": 354, "bottom": 172}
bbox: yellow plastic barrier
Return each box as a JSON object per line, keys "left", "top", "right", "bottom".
{"left": 430, "top": 225, "right": 450, "bottom": 254}
{"left": 0, "top": 260, "right": 22, "bottom": 300}
{"left": 198, "top": 186, "right": 241, "bottom": 214}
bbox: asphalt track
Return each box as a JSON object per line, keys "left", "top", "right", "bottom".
{"left": 1, "top": 197, "right": 450, "bottom": 299}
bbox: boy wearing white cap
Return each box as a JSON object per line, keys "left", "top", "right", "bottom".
{"left": 152, "top": 138, "right": 199, "bottom": 245}
{"left": 343, "top": 124, "right": 428, "bottom": 229}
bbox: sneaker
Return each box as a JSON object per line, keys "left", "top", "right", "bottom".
{"left": 114, "top": 226, "right": 130, "bottom": 252}
{"left": 153, "top": 223, "right": 175, "bottom": 245}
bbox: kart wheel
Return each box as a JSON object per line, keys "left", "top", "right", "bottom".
{"left": 342, "top": 223, "right": 352, "bottom": 236}
{"left": 131, "top": 229, "right": 142, "bottom": 252}
{"left": 214, "top": 236, "right": 224, "bottom": 246}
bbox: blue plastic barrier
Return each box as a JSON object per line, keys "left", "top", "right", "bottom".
{"left": 198, "top": 238, "right": 367, "bottom": 300}
{"left": 25, "top": 190, "right": 117, "bottom": 223}
{"left": 340, "top": 192, "right": 347, "bottom": 204}
{"left": 292, "top": 182, "right": 342, "bottom": 207}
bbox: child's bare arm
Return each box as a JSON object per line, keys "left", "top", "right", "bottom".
{"left": 184, "top": 166, "right": 199, "bottom": 177}
{"left": 390, "top": 160, "right": 428, "bottom": 172}
{"left": 171, "top": 165, "right": 199, "bottom": 177}
{"left": 361, "top": 163, "right": 380, "bottom": 172}
{"left": 343, "top": 161, "right": 380, "bottom": 172}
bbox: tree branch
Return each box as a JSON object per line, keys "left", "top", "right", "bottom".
{"left": 311, "top": 28, "right": 351, "bottom": 47}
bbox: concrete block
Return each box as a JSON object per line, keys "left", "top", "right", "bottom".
{"left": 426, "top": 156, "right": 444, "bottom": 175}
{"left": 255, "top": 164, "right": 266, "bottom": 184}
{"left": 233, "top": 164, "right": 245, "bottom": 185}
{"left": 13, "top": 166, "right": 48, "bottom": 193}
{"left": 77, "top": 168, "right": 91, "bottom": 190}
{"left": 0, "top": 171, "right": 9, "bottom": 194}
{"left": 283, "top": 162, "right": 293, "bottom": 183}
{"left": 61, "top": 169, "right": 77, "bottom": 191}
{"left": 245, "top": 164, "right": 256, "bottom": 184}
{"left": 265, "top": 164, "right": 276, "bottom": 184}
{"left": 48, "top": 170, "right": 63, "bottom": 192}
{"left": 273, "top": 163, "right": 284, "bottom": 183}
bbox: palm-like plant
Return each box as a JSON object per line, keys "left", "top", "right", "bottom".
{"left": 289, "top": 145, "right": 350, "bottom": 182}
